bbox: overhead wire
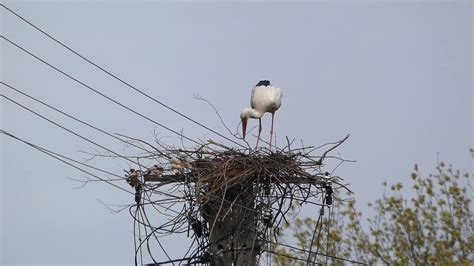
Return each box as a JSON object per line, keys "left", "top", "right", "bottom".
{"left": 268, "top": 240, "right": 367, "bottom": 265}
{"left": 1, "top": 128, "right": 191, "bottom": 250}
{"left": 0, "top": 81, "right": 171, "bottom": 159}
{"left": 0, "top": 129, "right": 134, "bottom": 195}
{"left": 1, "top": 129, "right": 188, "bottom": 231}
{"left": 0, "top": 3, "right": 246, "bottom": 149}
{"left": 0, "top": 35, "right": 205, "bottom": 148}
{"left": 0, "top": 92, "right": 145, "bottom": 169}
{"left": 325, "top": 206, "right": 333, "bottom": 266}
{"left": 222, "top": 218, "right": 367, "bottom": 265}
{"left": 0, "top": 129, "right": 182, "bottom": 207}
{"left": 264, "top": 249, "right": 322, "bottom": 265}
{"left": 307, "top": 203, "right": 326, "bottom": 265}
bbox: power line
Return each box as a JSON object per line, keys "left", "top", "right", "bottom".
{"left": 1, "top": 129, "right": 124, "bottom": 180}
{"left": 308, "top": 205, "right": 325, "bottom": 265}
{"left": 0, "top": 81, "right": 171, "bottom": 159}
{"left": 200, "top": 221, "right": 367, "bottom": 265}
{"left": 169, "top": 215, "right": 367, "bottom": 265}
{"left": 0, "top": 35, "right": 204, "bottom": 148}
{"left": 0, "top": 129, "right": 185, "bottom": 205}
{"left": 0, "top": 3, "right": 246, "bottom": 149}
{"left": 1, "top": 92, "right": 144, "bottom": 168}
{"left": 325, "top": 207, "right": 333, "bottom": 266}
{"left": 0, "top": 129, "right": 134, "bottom": 196}
{"left": 268, "top": 240, "right": 367, "bottom": 265}
{"left": 264, "top": 249, "right": 322, "bottom": 265}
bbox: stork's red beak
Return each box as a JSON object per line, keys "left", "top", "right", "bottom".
{"left": 242, "top": 119, "right": 247, "bottom": 140}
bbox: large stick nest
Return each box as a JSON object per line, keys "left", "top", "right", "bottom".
{"left": 193, "top": 150, "right": 315, "bottom": 205}
{"left": 121, "top": 135, "right": 352, "bottom": 264}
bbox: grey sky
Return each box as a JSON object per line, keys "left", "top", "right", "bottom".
{"left": 1, "top": 1, "right": 472, "bottom": 265}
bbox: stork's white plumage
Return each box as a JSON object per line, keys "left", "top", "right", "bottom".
{"left": 240, "top": 80, "right": 283, "bottom": 148}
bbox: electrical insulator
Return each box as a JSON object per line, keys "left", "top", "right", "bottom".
{"left": 263, "top": 209, "right": 273, "bottom": 227}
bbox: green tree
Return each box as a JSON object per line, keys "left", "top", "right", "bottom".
{"left": 274, "top": 160, "right": 473, "bottom": 265}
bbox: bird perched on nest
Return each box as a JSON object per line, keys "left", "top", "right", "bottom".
{"left": 171, "top": 158, "right": 191, "bottom": 170}
{"left": 125, "top": 169, "right": 141, "bottom": 188}
{"left": 240, "top": 80, "right": 283, "bottom": 149}
{"left": 144, "top": 164, "right": 164, "bottom": 177}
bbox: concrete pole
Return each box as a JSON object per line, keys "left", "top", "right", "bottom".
{"left": 204, "top": 186, "right": 258, "bottom": 266}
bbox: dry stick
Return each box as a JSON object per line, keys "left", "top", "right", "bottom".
{"left": 115, "top": 133, "right": 173, "bottom": 159}
{"left": 207, "top": 139, "right": 240, "bottom": 153}
{"left": 317, "top": 134, "right": 350, "bottom": 165}
{"left": 193, "top": 94, "right": 239, "bottom": 141}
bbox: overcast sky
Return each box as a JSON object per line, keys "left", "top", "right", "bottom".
{"left": 1, "top": 1, "right": 472, "bottom": 265}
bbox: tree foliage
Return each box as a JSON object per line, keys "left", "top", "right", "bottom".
{"left": 274, "top": 160, "right": 473, "bottom": 265}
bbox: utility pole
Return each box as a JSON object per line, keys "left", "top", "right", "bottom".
{"left": 204, "top": 185, "right": 257, "bottom": 266}
{"left": 145, "top": 175, "right": 262, "bottom": 265}
{"left": 144, "top": 172, "right": 327, "bottom": 265}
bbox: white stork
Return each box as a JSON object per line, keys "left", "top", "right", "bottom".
{"left": 240, "top": 80, "right": 283, "bottom": 149}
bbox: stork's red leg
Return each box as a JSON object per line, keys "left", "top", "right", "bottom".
{"left": 256, "top": 118, "right": 262, "bottom": 149}
{"left": 269, "top": 112, "right": 274, "bottom": 149}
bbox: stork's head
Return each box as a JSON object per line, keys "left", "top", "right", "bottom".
{"left": 240, "top": 110, "right": 249, "bottom": 140}
{"left": 256, "top": 80, "right": 271, "bottom": 87}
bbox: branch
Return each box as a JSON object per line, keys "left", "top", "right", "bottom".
{"left": 318, "top": 134, "right": 350, "bottom": 165}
